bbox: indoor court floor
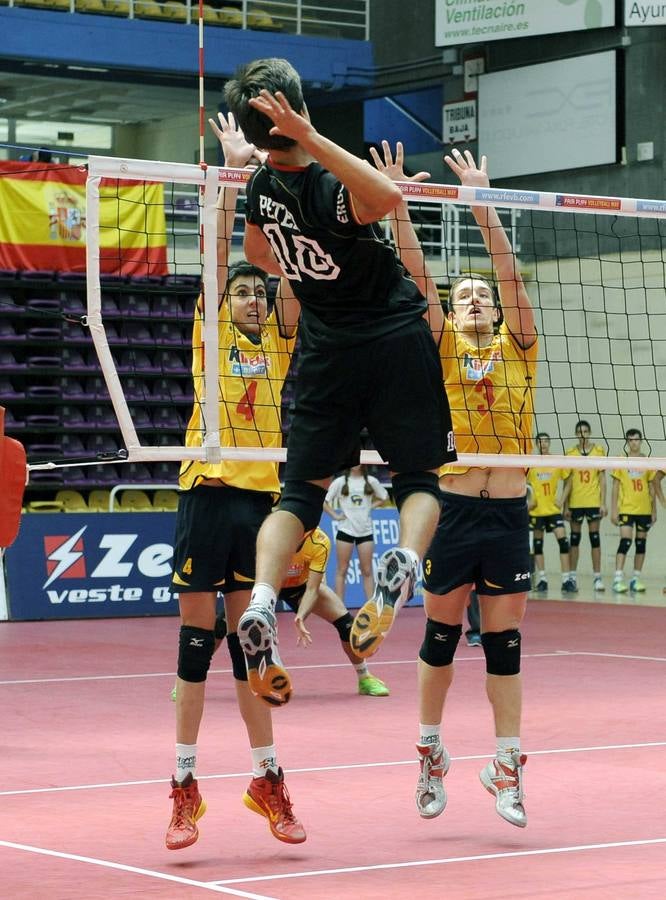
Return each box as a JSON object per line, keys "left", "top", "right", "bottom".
{"left": 1, "top": 590, "right": 665, "bottom": 899}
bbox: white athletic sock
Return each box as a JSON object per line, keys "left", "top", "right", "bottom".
{"left": 419, "top": 723, "right": 441, "bottom": 747}
{"left": 593, "top": 572, "right": 601, "bottom": 578}
{"left": 496, "top": 736, "right": 520, "bottom": 767}
{"left": 251, "top": 744, "right": 279, "bottom": 778}
{"left": 175, "top": 743, "right": 197, "bottom": 783}
{"left": 614, "top": 570, "right": 624, "bottom": 580}
{"left": 354, "top": 661, "right": 369, "bottom": 678}
{"left": 249, "top": 582, "right": 276, "bottom": 611}
{"left": 633, "top": 570, "right": 641, "bottom": 578}
{"left": 538, "top": 570, "right": 546, "bottom": 580}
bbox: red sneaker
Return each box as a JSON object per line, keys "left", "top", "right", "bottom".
{"left": 243, "top": 767, "right": 306, "bottom": 844}
{"left": 165, "top": 773, "right": 206, "bottom": 850}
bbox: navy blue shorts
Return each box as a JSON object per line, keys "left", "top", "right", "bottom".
{"left": 424, "top": 491, "right": 531, "bottom": 596}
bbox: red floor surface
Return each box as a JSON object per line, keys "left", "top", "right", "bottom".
{"left": 1, "top": 599, "right": 666, "bottom": 898}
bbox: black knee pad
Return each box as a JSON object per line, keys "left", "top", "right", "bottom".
{"left": 557, "top": 536, "right": 570, "bottom": 554}
{"left": 178, "top": 626, "right": 215, "bottom": 683}
{"left": 482, "top": 629, "right": 521, "bottom": 676}
{"left": 333, "top": 612, "right": 353, "bottom": 643}
{"left": 589, "top": 531, "right": 601, "bottom": 548}
{"left": 419, "top": 619, "right": 462, "bottom": 667}
{"left": 226, "top": 632, "right": 247, "bottom": 681}
{"left": 533, "top": 538, "right": 543, "bottom": 555}
{"left": 214, "top": 612, "right": 227, "bottom": 642}
{"left": 279, "top": 480, "right": 327, "bottom": 532}
{"left": 635, "top": 537, "right": 646, "bottom": 555}
{"left": 618, "top": 537, "right": 632, "bottom": 555}
{"left": 569, "top": 531, "right": 582, "bottom": 548}
{"left": 391, "top": 471, "right": 441, "bottom": 511}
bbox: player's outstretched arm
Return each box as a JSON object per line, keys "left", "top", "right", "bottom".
{"left": 445, "top": 148, "right": 536, "bottom": 348}
{"left": 248, "top": 89, "right": 402, "bottom": 224}
{"left": 293, "top": 571, "right": 324, "bottom": 646}
{"left": 370, "top": 141, "right": 444, "bottom": 342}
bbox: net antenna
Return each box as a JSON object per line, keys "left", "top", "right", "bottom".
{"left": 80, "top": 159, "right": 666, "bottom": 474}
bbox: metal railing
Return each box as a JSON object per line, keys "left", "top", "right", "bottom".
{"left": 4, "top": 0, "right": 370, "bottom": 40}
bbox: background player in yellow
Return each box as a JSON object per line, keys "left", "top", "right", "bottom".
{"left": 281, "top": 527, "right": 389, "bottom": 696}
{"left": 528, "top": 433, "right": 576, "bottom": 594}
{"left": 563, "top": 420, "right": 607, "bottom": 591}
{"left": 167, "top": 113, "right": 305, "bottom": 852}
{"left": 610, "top": 428, "right": 660, "bottom": 593}
{"left": 375, "top": 144, "right": 537, "bottom": 829}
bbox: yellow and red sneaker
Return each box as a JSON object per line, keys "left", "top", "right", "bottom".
{"left": 165, "top": 773, "right": 206, "bottom": 850}
{"left": 243, "top": 768, "right": 306, "bottom": 844}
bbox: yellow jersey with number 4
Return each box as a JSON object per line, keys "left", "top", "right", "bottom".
{"left": 566, "top": 445, "right": 605, "bottom": 507}
{"left": 179, "top": 299, "right": 295, "bottom": 496}
{"left": 527, "top": 467, "right": 570, "bottom": 516}
{"left": 611, "top": 467, "right": 655, "bottom": 516}
{"left": 439, "top": 321, "right": 538, "bottom": 475}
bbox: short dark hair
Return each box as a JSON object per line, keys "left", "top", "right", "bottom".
{"left": 625, "top": 428, "right": 642, "bottom": 440}
{"left": 575, "top": 420, "right": 591, "bottom": 431}
{"left": 224, "top": 58, "right": 304, "bottom": 151}
{"left": 227, "top": 260, "right": 267, "bottom": 290}
{"left": 536, "top": 432, "right": 550, "bottom": 441}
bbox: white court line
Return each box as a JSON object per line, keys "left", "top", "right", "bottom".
{"left": 2, "top": 741, "right": 665, "bottom": 798}
{"left": 0, "top": 839, "right": 278, "bottom": 899}
{"left": 1, "top": 649, "right": 663, "bottom": 687}
{"left": 212, "top": 837, "right": 666, "bottom": 886}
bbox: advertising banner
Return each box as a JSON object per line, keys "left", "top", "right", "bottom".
{"left": 5, "top": 508, "right": 421, "bottom": 621}
{"left": 624, "top": 1, "right": 666, "bottom": 25}
{"left": 436, "top": 0, "right": 615, "bottom": 47}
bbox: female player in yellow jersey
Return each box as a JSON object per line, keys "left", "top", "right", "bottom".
{"left": 527, "top": 432, "right": 576, "bottom": 594}
{"left": 166, "top": 113, "right": 305, "bottom": 852}
{"left": 610, "top": 428, "right": 659, "bottom": 593}
{"left": 564, "top": 420, "right": 607, "bottom": 591}
{"left": 373, "top": 143, "right": 537, "bottom": 828}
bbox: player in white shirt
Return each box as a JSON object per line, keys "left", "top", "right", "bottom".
{"left": 324, "top": 465, "right": 389, "bottom": 603}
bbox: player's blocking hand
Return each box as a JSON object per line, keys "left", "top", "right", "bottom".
{"left": 444, "top": 147, "right": 489, "bottom": 189}
{"left": 208, "top": 111, "right": 267, "bottom": 168}
{"left": 369, "top": 140, "right": 430, "bottom": 183}
{"left": 248, "top": 89, "right": 314, "bottom": 144}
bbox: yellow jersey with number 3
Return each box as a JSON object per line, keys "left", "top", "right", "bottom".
{"left": 282, "top": 528, "right": 330, "bottom": 589}
{"left": 439, "top": 321, "right": 538, "bottom": 475}
{"left": 527, "top": 467, "right": 570, "bottom": 516}
{"left": 611, "top": 467, "right": 655, "bottom": 516}
{"left": 566, "top": 445, "right": 606, "bottom": 507}
{"left": 179, "top": 298, "right": 295, "bottom": 495}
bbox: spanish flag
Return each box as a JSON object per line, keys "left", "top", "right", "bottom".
{"left": 0, "top": 161, "right": 168, "bottom": 276}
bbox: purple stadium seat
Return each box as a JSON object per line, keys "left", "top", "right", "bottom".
{"left": 122, "top": 321, "right": 153, "bottom": 344}
{"left": 120, "top": 377, "right": 151, "bottom": 401}
{"left": 86, "top": 434, "right": 120, "bottom": 455}
{"left": 101, "top": 295, "right": 120, "bottom": 316}
{"left": 153, "top": 461, "right": 180, "bottom": 481}
{"left": 0, "top": 350, "right": 19, "bottom": 370}
{"left": 59, "top": 378, "right": 86, "bottom": 400}
{"left": 130, "top": 275, "right": 163, "bottom": 285}
{"left": 0, "top": 269, "right": 18, "bottom": 282}
{"left": 21, "top": 269, "right": 55, "bottom": 282}
{"left": 86, "top": 405, "right": 118, "bottom": 428}
{"left": 27, "top": 297, "right": 60, "bottom": 315}
{"left": 61, "top": 434, "right": 86, "bottom": 457}
{"left": 3, "top": 408, "right": 25, "bottom": 430}
{"left": 26, "top": 442, "right": 61, "bottom": 459}
{"left": 86, "top": 377, "right": 111, "bottom": 401}
{"left": 119, "top": 294, "right": 150, "bottom": 317}
{"left": 61, "top": 295, "right": 85, "bottom": 316}
{"left": 59, "top": 405, "right": 86, "bottom": 427}
{"left": 0, "top": 377, "right": 22, "bottom": 399}
{"left": 86, "top": 464, "right": 119, "bottom": 485}
{"left": 62, "top": 348, "right": 95, "bottom": 373}
{"left": 61, "top": 466, "right": 89, "bottom": 487}
{"left": 152, "top": 322, "right": 183, "bottom": 345}
{"left": 28, "top": 354, "right": 60, "bottom": 368}
{"left": 163, "top": 274, "right": 200, "bottom": 288}
{"left": 117, "top": 349, "right": 160, "bottom": 374}
{"left": 155, "top": 350, "right": 187, "bottom": 374}
{"left": 152, "top": 407, "right": 182, "bottom": 430}
{"left": 128, "top": 406, "right": 152, "bottom": 429}
{"left": 62, "top": 322, "right": 88, "bottom": 343}
{"left": 57, "top": 272, "right": 86, "bottom": 284}
{"left": 26, "top": 412, "right": 60, "bottom": 427}
{"left": 26, "top": 384, "right": 61, "bottom": 399}
{"left": 29, "top": 470, "right": 63, "bottom": 486}
{"left": 123, "top": 462, "right": 152, "bottom": 483}
{"left": 0, "top": 320, "right": 25, "bottom": 342}
{"left": 151, "top": 378, "right": 184, "bottom": 401}
{"left": 154, "top": 295, "right": 180, "bottom": 317}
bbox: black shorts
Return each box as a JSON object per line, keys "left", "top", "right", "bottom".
{"left": 284, "top": 318, "right": 455, "bottom": 481}
{"left": 278, "top": 584, "right": 306, "bottom": 612}
{"left": 424, "top": 491, "right": 531, "bottom": 596}
{"left": 618, "top": 514, "right": 652, "bottom": 532}
{"left": 336, "top": 530, "right": 373, "bottom": 545}
{"left": 570, "top": 507, "right": 601, "bottom": 524}
{"left": 171, "top": 485, "right": 273, "bottom": 594}
{"left": 530, "top": 513, "right": 564, "bottom": 532}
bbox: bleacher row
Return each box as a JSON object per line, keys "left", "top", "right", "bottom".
{"left": 25, "top": 487, "right": 180, "bottom": 513}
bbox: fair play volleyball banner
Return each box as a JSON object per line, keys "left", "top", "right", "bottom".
{"left": 0, "top": 161, "right": 168, "bottom": 275}
{"left": 436, "top": 0, "right": 615, "bottom": 47}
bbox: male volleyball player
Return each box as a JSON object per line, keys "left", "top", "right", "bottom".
{"left": 373, "top": 143, "right": 537, "bottom": 828}
{"left": 527, "top": 433, "right": 577, "bottom": 594}
{"left": 563, "top": 420, "right": 607, "bottom": 591}
{"left": 224, "top": 57, "right": 454, "bottom": 706}
{"left": 610, "top": 428, "right": 658, "bottom": 593}
{"left": 166, "top": 112, "right": 305, "bottom": 851}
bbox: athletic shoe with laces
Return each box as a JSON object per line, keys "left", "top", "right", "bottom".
{"left": 593, "top": 576, "right": 605, "bottom": 592}
{"left": 415, "top": 742, "right": 451, "bottom": 819}
{"left": 349, "top": 548, "right": 417, "bottom": 658}
{"left": 238, "top": 601, "right": 291, "bottom": 707}
{"left": 465, "top": 631, "right": 482, "bottom": 647}
{"left": 243, "top": 767, "right": 306, "bottom": 844}
{"left": 534, "top": 578, "right": 548, "bottom": 593}
{"left": 165, "top": 772, "right": 206, "bottom": 850}
{"left": 561, "top": 577, "right": 578, "bottom": 593}
{"left": 613, "top": 577, "right": 628, "bottom": 593}
{"left": 630, "top": 576, "right": 646, "bottom": 592}
{"left": 358, "top": 674, "right": 390, "bottom": 696}
{"left": 479, "top": 752, "right": 527, "bottom": 828}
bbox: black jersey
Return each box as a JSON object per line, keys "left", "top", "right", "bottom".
{"left": 245, "top": 159, "right": 427, "bottom": 349}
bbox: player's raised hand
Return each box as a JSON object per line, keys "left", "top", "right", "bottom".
{"left": 369, "top": 140, "right": 430, "bottom": 183}
{"left": 208, "top": 111, "right": 266, "bottom": 168}
{"left": 248, "top": 89, "right": 314, "bottom": 144}
{"left": 444, "top": 147, "right": 489, "bottom": 189}
{"left": 293, "top": 613, "right": 312, "bottom": 647}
